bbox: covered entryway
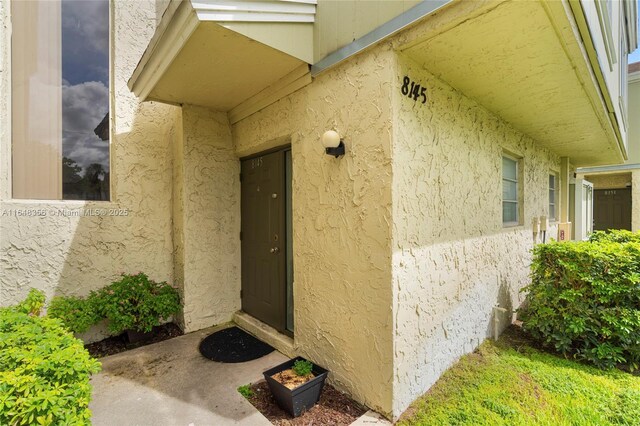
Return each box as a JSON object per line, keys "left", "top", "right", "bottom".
{"left": 594, "top": 188, "right": 632, "bottom": 231}
{"left": 580, "top": 172, "right": 634, "bottom": 232}
{"left": 241, "top": 148, "right": 293, "bottom": 335}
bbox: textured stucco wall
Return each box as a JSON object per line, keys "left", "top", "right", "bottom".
{"left": 179, "top": 105, "right": 241, "bottom": 332}
{"left": 390, "top": 53, "right": 561, "bottom": 417}
{"left": 0, "top": 1, "right": 178, "bottom": 317}
{"left": 232, "top": 47, "right": 395, "bottom": 416}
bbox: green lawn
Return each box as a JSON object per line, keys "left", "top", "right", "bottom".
{"left": 399, "top": 328, "right": 640, "bottom": 426}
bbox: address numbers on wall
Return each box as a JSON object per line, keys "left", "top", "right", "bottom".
{"left": 401, "top": 76, "right": 427, "bottom": 104}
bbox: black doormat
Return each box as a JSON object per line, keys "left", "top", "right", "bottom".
{"left": 199, "top": 326, "right": 275, "bottom": 363}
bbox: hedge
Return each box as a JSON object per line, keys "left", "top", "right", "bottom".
{"left": 520, "top": 231, "right": 640, "bottom": 370}
{"left": 48, "top": 273, "right": 181, "bottom": 335}
{"left": 0, "top": 290, "right": 101, "bottom": 425}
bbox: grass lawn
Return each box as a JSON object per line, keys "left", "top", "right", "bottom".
{"left": 399, "top": 327, "right": 640, "bottom": 425}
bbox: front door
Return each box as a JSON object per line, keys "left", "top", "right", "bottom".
{"left": 594, "top": 188, "right": 632, "bottom": 231}
{"left": 241, "top": 149, "right": 288, "bottom": 332}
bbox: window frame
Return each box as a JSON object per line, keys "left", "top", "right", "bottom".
{"left": 502, "top": 153, "right": 522, "bottom": 227}
{"left": 595, "top": 0, "right": 617, "bottom": 71}
{"left": 549, "top": 172, "right": 559, "bottom": 222}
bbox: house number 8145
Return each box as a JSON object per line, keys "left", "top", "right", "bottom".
{"left": 401, "top": 76, "right": 427, "bottom": 104}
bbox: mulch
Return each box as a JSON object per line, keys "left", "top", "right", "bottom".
{"left": 247, "top": 380, "right": 367, "bottom": 425}
{"left": 84, "top": 322, "right": 183, "bottom": 358}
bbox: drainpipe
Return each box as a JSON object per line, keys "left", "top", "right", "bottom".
{"left": 493, "top": 305, "right": 508, "bottom": 340}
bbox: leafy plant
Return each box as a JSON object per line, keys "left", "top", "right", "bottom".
{"left": 292, "top": 360, "right": 314, "bottom": 377}
{"left": 519, "top": 232, "right": 640, "bottom": 370}
{"left": 16, "top": 288, "right": 46, "bottom": 316}
{"left": 0, "top": 290, "right": 101, "bottom": 425}
{"left": 47, "top": 294, "right": 102, "bottom": 334}
{"left": 237, "top": 384, "right": 253, "bottom": 399}
{"left": 96, "top": 273, "right": 181, "bottom": 334}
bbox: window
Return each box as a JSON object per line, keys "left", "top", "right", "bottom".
{"left": 12, "top": 0, "right": 110, "bottom": 200}
{"left": 595, "top": 0, "right": 617, "bottom": 71}
{"left": 549, "top": 173, "right": 558, "bottom": 221}
{"left": 502, "top": 155, "right": 520, "bottom": 226}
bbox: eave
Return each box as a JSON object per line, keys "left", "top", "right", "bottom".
{"left": 128, "top": 0, "right": 315, "bottom": 122}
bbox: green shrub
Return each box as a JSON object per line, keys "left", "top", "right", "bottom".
{"left": 47, "top": 273, "right": 181, "bottom": 336}
{"left": 520, "top": 233, "right": 640, "bottom": 370}
{"left": 0, "top": 290, "right": 101, "bottom": 425}
{"left": 47, "top": 294, "right": 102, "bottom": 334}
{"left": 16, "top": 289, "right": 46, "bottom": 316}
{"left": 589, "top": 229, "right": 640, "bottom": 244}
{"left": 96, "top": 273, "right": 181, "bottom": 334}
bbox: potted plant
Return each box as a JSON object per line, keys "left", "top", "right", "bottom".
{"left": 96, "top": 273, "right": 181, "bottom": 343}
{"left": 263, "top": 356, "right": 329, "bottom": 417}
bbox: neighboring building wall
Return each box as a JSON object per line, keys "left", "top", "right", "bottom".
{"left": 390, "top": 53, "right": 561, "bottom": 417}
{"left": 232, "top": 47, "right": 396, "bottom": 416}
{"left": 0, "top": 1, "right": 177, "bottom": 314}
{"left": 580, "top": 0, "right": 630, "bottom": 154}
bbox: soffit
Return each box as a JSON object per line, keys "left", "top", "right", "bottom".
{"left": 402, "top": 0, "right": 623, "bottom": 167}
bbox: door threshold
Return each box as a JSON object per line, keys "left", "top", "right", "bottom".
{"left": 233, "top": 311, "right": 295, "bottom": 358}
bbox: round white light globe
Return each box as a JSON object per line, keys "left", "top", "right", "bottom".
{"left": 321, "top": 130, "right": 341, "bottom": 148}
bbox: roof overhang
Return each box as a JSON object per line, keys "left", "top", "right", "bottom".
{"left": 128, "top": 0, "right": 315, "bottom": 121}
{"left": 400, "top": 0, "right": 625, "bottom": 167}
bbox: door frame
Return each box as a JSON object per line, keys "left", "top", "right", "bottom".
{"left": 240, "top": 144, "right": 293, "bottom": 337}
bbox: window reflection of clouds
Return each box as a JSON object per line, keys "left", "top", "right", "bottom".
{"left": 61, "top": 0, "right": 109, "bottom": 200}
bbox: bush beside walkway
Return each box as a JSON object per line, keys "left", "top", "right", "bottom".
{"left": 0, "top": 290, "right": 101, "bottom": 425}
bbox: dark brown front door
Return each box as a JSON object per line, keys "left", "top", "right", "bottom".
{"left": 594, "top": 188, "right": 632, "bottom": 231}
{"left": 241, "top": 150, "right": 287, "bottom": 332}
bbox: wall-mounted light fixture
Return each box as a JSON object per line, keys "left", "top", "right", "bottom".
{"left": 321, "top": 130, "right": 345, "bottom": 158}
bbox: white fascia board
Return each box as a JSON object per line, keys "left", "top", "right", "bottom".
{"left": 128, "top": 0, "right": 200, "bottom": 99}
{"left": 577, "top": 163, "right": 640, "bottom": 174}
{"left": 196, "top": 11, "right": 314, "bottom": 22}
{"left": 192, "top": 0, "right": 316, "bottom": 23}
{"left": 191, "top": 0, "right": 315, "bottom": 15}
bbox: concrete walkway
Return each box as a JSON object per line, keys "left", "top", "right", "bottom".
{"left": 90, "top": 324, "right": 287, "bottom": 426}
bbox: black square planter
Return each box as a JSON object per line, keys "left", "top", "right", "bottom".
{"left": 263, "top": 356, "right": 329, "bottom": 417}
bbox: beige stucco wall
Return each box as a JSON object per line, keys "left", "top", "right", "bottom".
{"left": 232, "top": 47, "right": 396, "bottom": 416}
{"left": 178, "top": 105, "right": 240, "bottom": 332}
{"left": 390, "top": 53, "right": 561, "bottom": 417}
